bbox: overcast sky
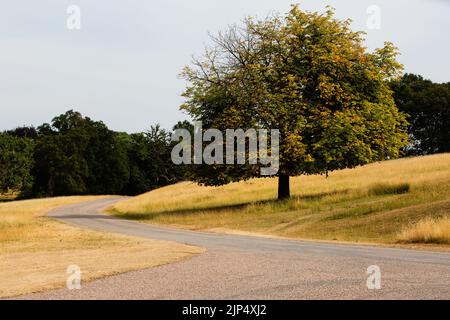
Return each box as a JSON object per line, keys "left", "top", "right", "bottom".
{"left": 1, "top": 0, "right": 449, "bottom": 133}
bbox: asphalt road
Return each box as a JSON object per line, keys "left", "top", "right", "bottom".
{"left": 21, "top": 198, "right": 450, "bottom": 299}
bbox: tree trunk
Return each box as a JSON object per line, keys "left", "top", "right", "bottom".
{"left": 278, "top": 174, "right": 290, "bottom": 200}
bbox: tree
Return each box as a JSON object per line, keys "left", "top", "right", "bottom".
{"left": 0, "top": 133, "right": 34, "bottom": 193}
{"left": 6, "top": 126, "right": 38, "bottom": 139}
{"left": 180, "top": 5, "right": 409, "bottom": 200}
{"left": 122, "top": 125, "right": 183, "bottom": 195}
{"left": 83, "top": 123, "right": 129, "bottom": 195}
{"left": 391, "top": 74, "right": 450, "bottom": 155}
{"left": 31, "top": 110, "right": 129, "bottom": 197}
{"left": 32, "top": 128, "right": 90, "bottom": 196}
{"left": 171, "top": 120, "right": 194, "bottom": 180}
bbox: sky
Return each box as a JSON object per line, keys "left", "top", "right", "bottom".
{"left": 1, "top": 0, "right": 449, "bottom": 133}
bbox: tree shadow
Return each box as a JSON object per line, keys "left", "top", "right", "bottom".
{"left": 118, "top": 189, "right": 351, "bottom": 221}
{"left": 299, "top": 189, "right": 351, "bottom": 201}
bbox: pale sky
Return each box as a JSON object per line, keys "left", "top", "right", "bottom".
{"left": 1, "top": 0, "right": 449, "bottom": 132}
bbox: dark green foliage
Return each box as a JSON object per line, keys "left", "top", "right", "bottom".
{"left": 121, "top": 125, "right": 183, "bottom": 195}
{"left": 31, "top": 110, "right": 129, "bottom": 196}
{"left": 391, "top": 74, "right": 450, "bottom": 155}
{"left": 171, "top": 120, "right": 195, "bottom": 181}
{"left": 7, "top": 110, "right": 184, "bottom": 198}
{"left": 6, "top": 126, "right": 38, "bottom": 139}
{"left": 0, "top": 133, "right": 34, "bottom": 193}
{"left": 32, "top": 130, "right": 90, "bottom": 196}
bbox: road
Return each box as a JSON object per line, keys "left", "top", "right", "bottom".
{"left": 22, "top": 198, "right": 450, "bottom": 299}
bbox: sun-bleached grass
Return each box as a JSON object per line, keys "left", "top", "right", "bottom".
{"left": 398, "top": 217, "right": 450, "bottom": 244}
{"left": 111, "top": 153, "right": 450, "bottom": 246}
{"left": 0, "top": 196, "right": 203, "bottom": 298}
{"left": 0, "top": 191, "right": 17, "bottom": 202}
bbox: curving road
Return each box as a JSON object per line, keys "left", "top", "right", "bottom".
{"left": 22, "top": 198, "right": 450, "bottom": 299}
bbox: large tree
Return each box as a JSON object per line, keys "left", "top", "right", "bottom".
{"left": 180, "top": 5, "right": 408, "bottom": 199}
{"left": 391, "top": 74, "right": 450, "bottom": 155}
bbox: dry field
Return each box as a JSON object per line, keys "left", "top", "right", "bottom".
{"left": 0, "top": 196, "right": 203, "bottom": 298}
{"left": 111, "top": 153, "right": 450, "bottom": 247}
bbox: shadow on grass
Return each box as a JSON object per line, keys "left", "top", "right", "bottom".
{"left": 114, "top": 189, "right": 352, "bottom": 221}
{"left": 322, "top": 183, "right": 412, "bottom": 222}
{"left": 369, "top": 183, "right": 410, "bottom": 196}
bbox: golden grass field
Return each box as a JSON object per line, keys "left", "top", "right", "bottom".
{"left": 111, "top": 153, "right": 450, "bottom": 247}
{"left": 0, "top": 196, "right": 203, "bottom": 298}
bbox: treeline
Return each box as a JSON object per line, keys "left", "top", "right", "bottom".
{"left": 1, "top": 73, "right": 449, "bottom": 197}
{"left": 0, "top": 110, "right": 187, "bottom": 197}
{"left": 391, "top": 74, "right": 450, "bottom": 155}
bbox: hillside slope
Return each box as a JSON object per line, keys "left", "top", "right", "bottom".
{"left": 111, "top": 154, "right": 450, "bottom": 246}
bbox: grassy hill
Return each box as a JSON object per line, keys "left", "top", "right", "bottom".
{"left": 111, "top": 154, "right": 450, "bottom": 246}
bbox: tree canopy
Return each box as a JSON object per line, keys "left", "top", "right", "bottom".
{"left": 391, "top": 74, "right": 450, "bottom": 155}
{"left": 1, "top": 110, "right": 184, "bottom": 198}
{"left": 121, "top": 125, "right": 183, "bottom": 195}
{"left": 31, "top": 110, "right": 129, "bottom": 196}
{"left": 0, "top": 133, "right": 34, "bottom": 193}
{"left": 181, "top": 5, "right": 409, "bottom": 199}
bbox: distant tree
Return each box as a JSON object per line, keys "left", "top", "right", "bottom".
{"left": 391, "top": 74, "right": 450, "bottom": 155}
{"left": 32, "top": 128, "right": 89, "bottom": 196}
{"left": 6, "top": 126, "right": 38, "bottom": 139}
{"left": 83, "top": 124, "right": 129, "bottom": 195}
{"left": 122, "top": 125, "right": 182, "bottom": 195}
{"left": 146, "top": 125, "right": 180, "bottom": 187}
{"left": 120, "top": 132, "right": 150, "bottom": 195}
{"left": 181, "top": 5, "right": 409, "bottom": 199}
{"left": 173, "top": 120, "right": 194, "bottom": 133}
{"left": 0, "top": 133, "right": 34, "bottom": 193}
{"left": 171, "top": 120, "right": 194, "bottom": 180}
{"left": 31, "top": 110, "right": 129, "bottom": 196}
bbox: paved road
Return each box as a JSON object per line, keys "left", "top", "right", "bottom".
{"left": 22, "top": 198, "right": 450, "bottom": 299}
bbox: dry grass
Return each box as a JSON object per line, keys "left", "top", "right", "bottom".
{"left": 111, "top": 153, "right": 450, "bottom": 246}
{"left": 0, "top": 192, "right": 17, "bottom": 202}
{"left": 0, "top": 196, "right": 203, "bottom": 298}
{"left": 398, "top": 217, "right": 450, "bottom": 244}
